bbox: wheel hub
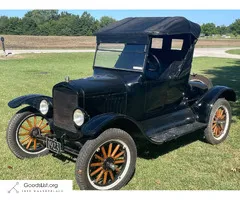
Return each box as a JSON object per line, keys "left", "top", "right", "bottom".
{"left": 103, "top": 157, "right": 115, "bottom": 171}
{"left": 30, "top": 127, "right": 41, "bottom": 138}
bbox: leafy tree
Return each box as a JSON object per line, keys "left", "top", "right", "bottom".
{"left": 99, "top": 16, "right": 116, "bottom": 28}
{"left": 24, "top": 10, "right": 59, "bottom": 25}
{"left": 201, "top": 23, "right": 217, "bottom": 36}
{"left": 216, "top": 25, "right": 228, "bottom": 35}
{"left": 0, "top": 16, "right": 10, "bottom": 34}
{"left": 22, "top": 17, "right": 38, "bottom": 35}
{"left": 229, "top": 19, "right": 240, "bottom": 36}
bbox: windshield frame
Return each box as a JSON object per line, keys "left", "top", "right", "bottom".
{"left": 93, "top": 43, "right": 149, "bottom": 73}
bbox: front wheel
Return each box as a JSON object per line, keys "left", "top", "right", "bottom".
{"left": 75, "top": 128, "right": 137, "bottom": 190}
{"left": 6, "top": 107, "right": 52, "bottom": 159}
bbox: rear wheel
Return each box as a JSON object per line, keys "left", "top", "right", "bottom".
{"left": 204, "top": 98, "right": 232, "bottom": 145}
{"left": 75, "top": 128, "right": 137, "bottom": 190}
{"left": 6, "top": 107, "right": 52, "bottom": 159}
{"left": 190, "top": 74, "right": 213, "bottom": 89}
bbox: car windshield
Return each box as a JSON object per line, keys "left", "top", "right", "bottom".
{"left": 94, "top": 43, "right": 146, "bottom": 72}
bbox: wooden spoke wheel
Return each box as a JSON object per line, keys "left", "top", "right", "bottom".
{"left": 88, "top": 141, "right": 127, "bottom": 187}
{"left": 204, "top": 98, "right": 231, "bottom": 145}
{"left": 16, "top": 114, "right": 51, "bottom": 153}
{"left": 211, "top": 107, "right": 227, "bottom": 139}
{"left": 75, "top": 128, "right": 137, "bottom": 190}
{"left": 7, "top": 107, "right": 52, "bottom": 159}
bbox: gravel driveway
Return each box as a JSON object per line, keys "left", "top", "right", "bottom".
{"left": 3, "top": 47, "right": 240, "bottom": 59}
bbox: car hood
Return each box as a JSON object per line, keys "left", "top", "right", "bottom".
{"left": 60, "top": 74, "right": 126, "bottom": 97}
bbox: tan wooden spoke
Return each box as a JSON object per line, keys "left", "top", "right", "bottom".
{"left": 90, "top": 162, "right": 103, "bottom": 167}
{"left": 26, "top": 138, "right": 33, "bottom": 149}
{"left": 109, "top": 170, "right": 114, "bottom": 181}
{"left": 114, "top": 160, "right": 125, "bottom": 164}
{"left": 114, "top": 151, "right": 125, "bottom": 159}
{"left": 37, "top": 118, "right": 44, "bottom": 128}
{"left": 20, "top": 136, "right": 30, "bottom": 144}
{"left": 41, "top": 129, "right": 51, "bottom": 134}
{"left": 40, "top": 123, "right": 48, "bottom": 130}
{"left": 212, "top": 123, "right": 217, "bottom": 130}
{"left": 21, "top": 124, "right": 31, "bottom": 131}
{"left": 26, "top": 119, "right": 33, "bottom": 128}
{"left": 101, "top": 146, "right": 107, "bottom": 159}
{"left": 108, "top": 143, "right": 112, "bottom": 157}
{"left": 95, "top": 154, "right": 104, "bottom": 161}
{"left": 19, "top": 131, "right": 30, "bottom": 136}
{"left": 111, "top": 144, "right": 120, "bottom": 157}
{"left": 33, "top": 138, "right": 37, "bottom": 150}
{"left": 90, "top": 167, "right": 103, "bottom": 177}
{"left": 220, "top": 114, "right": 226, "bottom": 120}
{"left": 96, "top": 170, "right": 104, "bottom": 183}
{"left": 34, "top": 116, "right": 37, "bottom": 127}
{"left": 103, "top": 171, "right": 108, "bottom": 185}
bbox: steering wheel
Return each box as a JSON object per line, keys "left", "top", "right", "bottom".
{"left": 146, "top": 53, "right": 161, "bottom": 72}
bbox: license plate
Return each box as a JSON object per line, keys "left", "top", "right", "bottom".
{"left": 46, "top": 138, "right": 62, "bottom": 154}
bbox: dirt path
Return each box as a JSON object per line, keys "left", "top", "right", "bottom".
{"left": 3, "top": 47, "right": 240, "bottom": 59}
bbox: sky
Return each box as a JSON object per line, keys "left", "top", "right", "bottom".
{"left": 0, "top": 10, "right": 239, "bottom": 26}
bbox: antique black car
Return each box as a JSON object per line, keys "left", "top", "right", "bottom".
{"left": 7, "top": 17, "right": 236, "bottom": 190}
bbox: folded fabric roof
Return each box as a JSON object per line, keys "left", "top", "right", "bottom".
{"left": 96, "top": 17, "right": 201, "bottom": 44}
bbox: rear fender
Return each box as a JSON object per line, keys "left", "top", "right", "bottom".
{"left": 8, "top": 94, "right": 53, "bottom": 116}
{"left": 81, "top": 113, "right": 146, "bottom": 140}
{"left": 192, "top": 86, "right": 236, "bottom": 123}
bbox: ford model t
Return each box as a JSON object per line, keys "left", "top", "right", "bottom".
{"left": 7, "top": 17, "right": 236, "bottom": 190}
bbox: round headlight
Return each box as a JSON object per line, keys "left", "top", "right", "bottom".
{"left": 39, "top": 100, "right": 49, "bottom": 115}
{"left": 73, "top": 109, "right": 84, "bottom": 126}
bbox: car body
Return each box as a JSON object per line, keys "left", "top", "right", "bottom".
{"left": 7, "top": 17, "right": 236, "bottom": 190}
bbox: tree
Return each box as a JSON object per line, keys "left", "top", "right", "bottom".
{"left": 201, "top": 23, "right": 217, "bottom": 36}
{"left": 24, "top": 10, "right": 59, "bottom": 25}
{"left": 0, "top": 16, "right": 10, "bottom": 34}
{"left": 99, "top": 16, "right": 116, "bottom": 28}
{"left": 77, "top": 11, "right": 99, "bottom": 35}
{"left": 229, "top": 19, "right": 240, "bottom": 36}
{"left": 216, "top": 25, "right": 228, "bottom": 35}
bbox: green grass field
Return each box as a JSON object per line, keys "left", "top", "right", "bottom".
{"left": 226, "top": 49, "right": 240, "bottom": 55}
{"left": 0, "top": 53, "right": 239, "bottom": 190}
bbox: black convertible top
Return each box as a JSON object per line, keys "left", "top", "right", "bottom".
{"left": 96, "top": 17, "right": 201, "bottom": 44}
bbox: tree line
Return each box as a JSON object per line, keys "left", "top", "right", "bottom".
{"left": 0, "top": 10, "right": 239, "bottom": 36}
{"left": 201, "top": 20, "right": 240, "bottom": 36}
{"left": 0, "top": 10, "right": 116, "bottom": 36}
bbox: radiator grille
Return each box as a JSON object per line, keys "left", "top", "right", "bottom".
{"left": 53, "top": 88, "right": 78, "bottom": 133}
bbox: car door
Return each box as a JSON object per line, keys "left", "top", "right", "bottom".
{"left": 144, "top": 79, "right": 168, "bottom": 118}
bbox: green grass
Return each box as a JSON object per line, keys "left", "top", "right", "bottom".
{"left": 0, "top": 53, "right": 239, "bottom": 190}
{"left": 226, "top": 49, "right": 240, "bottom": 55}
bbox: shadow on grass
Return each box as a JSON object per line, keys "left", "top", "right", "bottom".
{"left": 136, "top": 129, "right": 204, "bottom": 159}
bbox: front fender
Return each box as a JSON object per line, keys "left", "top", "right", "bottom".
{"left": 81, "top": 113, "right": 145, "bottom": 138}
{"left": 193, "top": 86, "right": 236, "bottom": 123}
{"left": 8, "top": 94, "right": 53, "bottom": 113}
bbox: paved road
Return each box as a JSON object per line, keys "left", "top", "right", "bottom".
{"left": 4, "top": 47, "right": 240, "bottom": 59}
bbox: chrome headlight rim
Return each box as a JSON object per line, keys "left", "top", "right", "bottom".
{"left": 73, "top": 108, "right": 85, "bottom": 127}
{"left": 39, "top": 99, "right": 49, "bottom": 115}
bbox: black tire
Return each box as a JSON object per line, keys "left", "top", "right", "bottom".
{"left": 204, "top": 98, "right": 232, "bottom": 145}
{"left": 75, "top": 128, "right": 137, "bottom": 190}
{"left": 6, "top": 107, "right": 50, "bottom": 159}
{"left": 190, "top": 74, "right": 213, "bottom": 89}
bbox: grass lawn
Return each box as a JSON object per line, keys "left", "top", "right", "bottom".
{"left": 226, "top": 49, "right": 240, "bottom": 55}
{"left": 0, "top": 53, "right": 239, "bottom": 190}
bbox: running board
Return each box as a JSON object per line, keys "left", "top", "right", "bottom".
{"left": 148, "top": 121, "right": 207, "bottom": 144}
